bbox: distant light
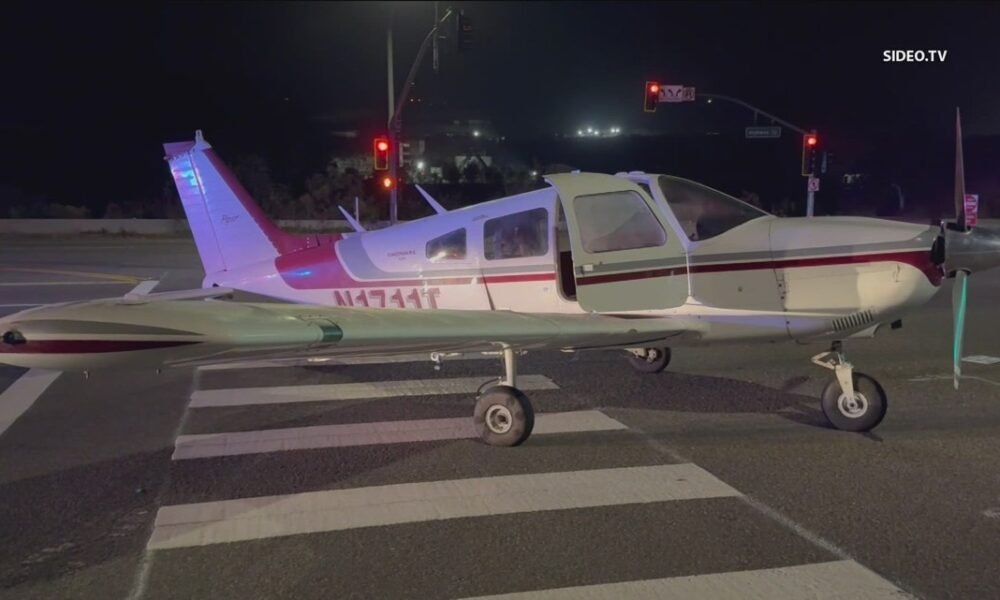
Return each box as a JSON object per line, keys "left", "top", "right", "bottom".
{"left": 416, "top": 160, "right": 426, "bottom": 171}
{"left": 530, "top": 170, "right": 538, "bottom": 177}
{"left": 376, "top": 141, "right": 389, "bottom": 152}
{"left": 706, "top": 98, "right": 713, "bottom": 104}
{"left": 473, "top": 130, "right": 480, "bottom": 137}
{"left": 586, "top": 127, "right": 593, "bottom": 133}
{"left": 807, "top": 134, "right": 818, "bottom": 146}
{"left": 382, "top": 176, "right": 393, "bottom": 188}
{"left": 577, "top": 130, "right": 583, "bottom": 136}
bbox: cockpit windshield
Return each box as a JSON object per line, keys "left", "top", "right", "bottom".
{"left": 656, "top": 175, "right": 769, "bottom": 241}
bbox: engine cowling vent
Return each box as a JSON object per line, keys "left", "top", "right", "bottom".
{"left": 832, "top": 310, "right": 874, "bottom": 332}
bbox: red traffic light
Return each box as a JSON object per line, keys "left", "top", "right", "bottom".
{"left": 644, "top": 81, "right": 660, "bottom": 113}
{"left": 801, "top": 132, "right": 820, "bottom": 176}
{"left": 374, "top": 137, "right": 390, "bottom": 170}
{"left": 381, "top": 176, "right": 394, "bottom": 189}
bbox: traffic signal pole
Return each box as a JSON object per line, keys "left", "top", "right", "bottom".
{"left": 386, "top": 7, "right": 454, "bottom": 225}
{"left": 696, "top": 93, "right": 819, "bottom": 216}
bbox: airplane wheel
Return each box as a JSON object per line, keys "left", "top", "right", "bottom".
{"left": 473, "top": 385, "right": 534, "bottom": 447}
{"left": 820, "top": 372, "right": 887, "bottom": 432}
{"left": 627, "top": 347, "right": 671, "bottom": 374}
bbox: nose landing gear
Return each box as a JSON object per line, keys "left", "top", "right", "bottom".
{"left": 811, "top": 341, "right": 888, "bottom": 432}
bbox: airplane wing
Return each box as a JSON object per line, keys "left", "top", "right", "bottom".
{"left": 0, "top": 292, "right": 706, "bottom": 371}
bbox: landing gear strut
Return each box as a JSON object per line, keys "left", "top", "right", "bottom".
{"left": 627, "top": 347, "right": 671, "bottom": 374}
{"left": 811, "top": 341, "right": 888, "bottom": 432}
{"left": 473, "top": 346, "right": 535, "bottom": 446}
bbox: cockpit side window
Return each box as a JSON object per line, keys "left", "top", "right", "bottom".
{"left": 574, "top": 190, "right": 666, "bottom": 253}
{"left": 484, "top": 208, "right": 549, "bottom": 260}
{"left": 657, "top": 175, "right": 768, "bottom": 241}
{"left": 426, "top": 228, "right": 467, "bottom": 261}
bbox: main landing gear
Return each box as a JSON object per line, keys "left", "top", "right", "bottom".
{"left": 811, "top": 341, "right": 888, "bottom": 432}
{"left": 626, "top": 347, "right": 671, "bottom": 374}
{"left": 473, "top": 346, "right": 535, "bottom": 447}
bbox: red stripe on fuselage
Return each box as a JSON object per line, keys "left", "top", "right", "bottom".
{"left": 577, "top": 250, "right": 943, "bottom": 287}
{"left": 2, "top": 340, "right": 201, "bottom": 355}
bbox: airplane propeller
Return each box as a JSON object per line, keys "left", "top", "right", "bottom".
{"left": 938, "top": 107, "right": 1000, "bottom": 389}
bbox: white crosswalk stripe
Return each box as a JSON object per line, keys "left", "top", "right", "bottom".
{"left": 189, "top": 374, "right": 558, "bottom": 407}
{"left": 172, "top": 410, "right": 627, "bottom": 459}
{"left": 148, "top": 464, "right": 740, "bottom": 550}
{"left": 197, "top": 352, "right": 497, "bottom": 371}
{"left": 457, "top": 560, "right": 908, "bottom": 600}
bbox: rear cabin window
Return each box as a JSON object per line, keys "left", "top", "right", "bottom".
{"left": 574, "top": 191, "right": 667, "bottom": 253}
{"left": 425, "top": 228, "right": 467, "bottom": 261}
{"left": 484, "top": 208, "right": 549, "bottom": 260}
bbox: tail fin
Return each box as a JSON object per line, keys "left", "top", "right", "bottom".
{"left": 163, "top": 130, "right": 316, "bottom": 277}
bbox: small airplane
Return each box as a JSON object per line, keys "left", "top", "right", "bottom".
{"left": 2, "top": 110, "right": 998, "bottom": 447}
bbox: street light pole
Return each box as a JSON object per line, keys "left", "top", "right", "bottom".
{"left": 386, "top": 20, "right": 398, "bottom": 225}
{"left": 386, "top": 7, "right": 454, "bottom": 226}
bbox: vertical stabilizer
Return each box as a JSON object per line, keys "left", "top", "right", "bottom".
{"left": 163, "top": 131, "right": 320, "bottom": 278}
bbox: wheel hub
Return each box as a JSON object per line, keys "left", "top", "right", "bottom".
{"left": 485, "top": 404, "right": 513, "bottom": 434}
{"left": 837, "top": 392, "right": 869, "bottom": 419}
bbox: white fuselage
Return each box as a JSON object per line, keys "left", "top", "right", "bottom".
{"left": 205, "top": 176, "right": 943, "bottom": 348}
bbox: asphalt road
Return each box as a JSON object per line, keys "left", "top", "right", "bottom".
{"left": 1, "top": 238, "right": 999, "bottom": 600}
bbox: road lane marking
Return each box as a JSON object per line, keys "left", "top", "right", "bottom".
{"left": 962, "top": 355, "right": 1000, "bottom": 365}
{"left": 0, "top": 369, "right": 61, "bottom": 438}
{"left": 172, "top": 410, "right": 627, "bottom": 459}
{"left": 457, "top": 560, "right": 911, "bottom": 600}
{"left": 126, "top": 279, "right": 160, "bottom": 296}
{"left": 147, "top": 464, "right": 740, "bottom": 549}
{"left": 908, "top": 374, "right": 1000, "bottom": 387}
{"left": 0, "top": 267, "right": 142, "bottom": 283}
{"left": 198, "top": 352, "right": 496, "bottom": 370}
{"left": 189, "top": 375, "right": 558, "bottom": 408}
{"left": 0, "top": 281, "right": 132, "bottom": 286}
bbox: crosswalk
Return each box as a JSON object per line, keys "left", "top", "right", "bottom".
{"left": 145, "top": 352, "right": 913, "bottom": 599}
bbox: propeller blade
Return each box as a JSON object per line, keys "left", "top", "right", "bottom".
{"left": 954, "top": 107, "right": 968, "bottom": 231}
{"left": 952, "top": 269, "right": 969, "bottom": 389}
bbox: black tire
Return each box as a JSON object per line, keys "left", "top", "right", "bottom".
{"left": 473, "top": 385, "right": 535, "bottom": 447}
{"left": 627, "top": 347, "right": 671, "bottom": 374}
{"left": 820, "top": 372, "right": 888, "bottom": 432}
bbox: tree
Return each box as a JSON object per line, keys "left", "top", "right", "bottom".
{"left": 233, "top": 155, "right": 277, "bottom": 218}
{"left": 442, "top": 163, "right": 460, "bottom": 184}
{"left": 462, "top": 161, "right": 481, "bottom": 183}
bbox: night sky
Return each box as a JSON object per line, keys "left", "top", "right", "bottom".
{"left": 2, "top": 1, "right": 999, "bottom": 208}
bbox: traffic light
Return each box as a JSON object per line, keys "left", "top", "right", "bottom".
{"left": 374, "top": 137, "right": 390, "bottom": 171}
{"left": 644, "top": 81, "right": 660, "bottom": 113}
{"left": 457, "top": 12, "right": 472, "bottom": 53}
{"left": 381, "top": 175, "right": 394, "bottom": 190}
{"left": 801, "top": 132, "right": 819, "bottom": 176}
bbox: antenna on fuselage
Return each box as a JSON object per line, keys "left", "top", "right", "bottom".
{"left": 415, "top": 185, "right": 448, "bottom": 215}
{"left": 337, "top": 205, "right": 366, "bottom": 232}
